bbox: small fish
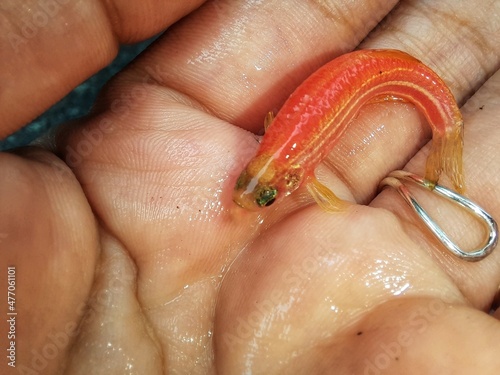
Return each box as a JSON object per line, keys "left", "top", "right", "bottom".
{"left": 233, "top": 49, "right": 464, "bottom": 211}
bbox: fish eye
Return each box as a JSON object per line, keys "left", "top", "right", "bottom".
{"left": 263, "top": 196, "right": 276, "bottom": 207}
{"left": 256, "top": 188, "right": 277, "bottom": 207}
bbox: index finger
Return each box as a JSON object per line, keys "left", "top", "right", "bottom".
{"left": 0, "top": 0, "right": 207, "bottom": 137}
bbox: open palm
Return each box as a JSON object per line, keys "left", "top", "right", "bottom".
{"left": 1, "top": 1, "right": 500, "bottom": 374}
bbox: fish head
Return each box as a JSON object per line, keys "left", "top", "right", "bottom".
{"left": 233, "top": 154, "right": 278, "bottom": 210}
{"left": 232, "top": 153, "right": 306, "bottom": 210}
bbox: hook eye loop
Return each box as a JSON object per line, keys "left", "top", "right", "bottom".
{"left": 380, "top": 170, "right": 498, "bottom": 261}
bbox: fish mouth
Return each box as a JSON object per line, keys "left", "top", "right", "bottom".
{"left": 232, "top": 188, "right": 260, "bottom": 211}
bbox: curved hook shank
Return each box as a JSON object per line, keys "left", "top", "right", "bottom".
{"left": 380, "top": 171, "right": 498, "bottom": 261}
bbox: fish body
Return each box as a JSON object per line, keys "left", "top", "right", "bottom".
{"left": 233, "top": 49, "right": 464, "bottom": 211}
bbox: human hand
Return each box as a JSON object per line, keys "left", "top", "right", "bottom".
{"left": 1, "top": 1, "right": 500, "bottom": 374}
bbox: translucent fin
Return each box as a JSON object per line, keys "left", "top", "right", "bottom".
{"left": 425, "top": 124, "right": 465, "bottom": 194}
{"left": 264, "top": 111, "right": 275, "bottom": 132}
{"left": 366, "top": 93, "right": 465, "bottom": 194}
{"left": 305, "top": 177, "right": 348, "bottom": 212}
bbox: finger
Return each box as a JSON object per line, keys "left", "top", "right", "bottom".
{"left": 0, "top": 0, "right": 207, "bottom": 137}
{"left": 0, "top": 148, "right": 98, "bottom": 373}
{"left": 64, "top": 231, "right": 164, "bottom": 374}
{"left": 372, "top": 68, "right": 500, "bottom": 309}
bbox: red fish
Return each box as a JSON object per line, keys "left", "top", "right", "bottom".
{"left": 233, "top": 49, "right": 464, "bottom": 211}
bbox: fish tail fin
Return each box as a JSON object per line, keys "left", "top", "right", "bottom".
{"left": 425, "top": 123, "right": 465, "bottom": 193}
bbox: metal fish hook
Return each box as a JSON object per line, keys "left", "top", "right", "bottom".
{"left": 380, "top": 170, "right": 498, "bottom": 261}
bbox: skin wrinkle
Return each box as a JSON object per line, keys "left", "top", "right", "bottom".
{"left": 309, "top": 0, "right": 357, "bottom": 25}
{"left": 417, "top": 5, "right": 493, "bottom": 99}
{"left": 155, "top": 6, "right": 261, "bottom": 121}
{"left": 370, "top": 4, "right": 443, "bottom": 69}
{"left": 101, "top": 0, "right": 208, "bottom": 43}
{"left": 308, "top": 0, "right": 398, "bottom": 50}
{"left": 100, "top": 0, "right": 122, "bottom": 42}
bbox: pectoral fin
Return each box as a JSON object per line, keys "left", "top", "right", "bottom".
{"left": 306, "top": 177, "right": 348, "bottom": 212}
